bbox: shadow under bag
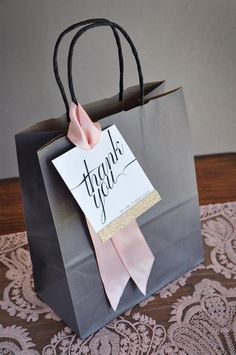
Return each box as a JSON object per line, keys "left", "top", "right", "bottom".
{"left": 15, "top": 19, "right": 203, "bottom": 338}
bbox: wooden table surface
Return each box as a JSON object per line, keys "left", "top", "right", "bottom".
{"left": 0, "top": 153, "right": 236, "bottom": 353}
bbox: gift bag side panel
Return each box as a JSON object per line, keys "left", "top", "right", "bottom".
{"left": 15, "top": 131, "right": 78, "bottom": 332}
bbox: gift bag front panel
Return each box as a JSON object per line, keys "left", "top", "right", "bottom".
{"left": 38, "top": 87, "right": 203, "bottom": 338}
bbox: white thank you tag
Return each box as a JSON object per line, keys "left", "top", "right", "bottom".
{"left": 52, "top": 125, "right": 161, "bottom": 241}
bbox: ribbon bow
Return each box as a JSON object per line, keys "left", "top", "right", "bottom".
{"left": 67, "top": 102, "right": 155, "bottom": 310}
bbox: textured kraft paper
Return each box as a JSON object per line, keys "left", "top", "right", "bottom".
{"left": 15, "top": 81, "right": 203, "bottom": 339}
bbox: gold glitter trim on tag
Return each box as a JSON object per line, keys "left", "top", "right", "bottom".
{"left": 98, "top": 190, "right": 161, "bottom": 242}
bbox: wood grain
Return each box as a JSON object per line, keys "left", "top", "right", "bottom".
{"left": 195, "top": 153, "right": 236, "bottom": 205}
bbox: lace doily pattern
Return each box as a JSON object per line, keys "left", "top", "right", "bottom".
{"left": 165, "top": 278, "right": 236, "bottom": 354}
{"left": 0, "top": 244, "right": 60, "bottom": 322}
{"left": 42, "top": 314, "right": 167, "bottom": 355}
{"left": 0, "top": 232, "right": 27, "bottom": 255}
{"left": 0, "top": 324, "right": 39, "bottom": 354}
{"left": 42, "top": 279, "right": 236, "bottom": 354}
{"left": 0, "top": 202, "right": 236, "bottom": 353}
{"left": 200, "top": 202, "right": 236, "bottom": 279}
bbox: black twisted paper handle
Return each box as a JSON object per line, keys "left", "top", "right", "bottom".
{"left": 68, "top": 20, "right": 144, "bottom": 107}
{"left": 53, "top": 18, "right": 124, "bottom": 118}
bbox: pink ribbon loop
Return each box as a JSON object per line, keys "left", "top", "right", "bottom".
{"left": 67, "top": 102, "right": 155, "bottom": 310}
{"left": 68, "top": 102, "right": 101, "bottom": 149}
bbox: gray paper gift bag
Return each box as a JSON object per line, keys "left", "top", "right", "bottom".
{"left": 15, "top": 19, "right": 203, "bottom": 339}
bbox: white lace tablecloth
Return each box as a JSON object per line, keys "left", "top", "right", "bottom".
{"left": 0, "top": 202, "right": 236, "bottom": 354}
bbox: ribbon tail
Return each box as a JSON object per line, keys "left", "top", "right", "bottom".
{"left": 86, "top": 219, "right": 130, "bottom": 311}
{"left": 112, "top": 220, "right": 155, "bottom": 295}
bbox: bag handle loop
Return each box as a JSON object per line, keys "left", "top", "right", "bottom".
{"left": 53, "top": 18, "right": 124, "bottom": 118}
{"left": 67, "top": 20, "right": 144, "bottom": 109}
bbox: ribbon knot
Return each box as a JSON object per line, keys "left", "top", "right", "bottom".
{"left": 67, "top": 102, "right": 155, "bottom": 310}
{"left": 68, "top": 102, "right": 101, "bottom": 149}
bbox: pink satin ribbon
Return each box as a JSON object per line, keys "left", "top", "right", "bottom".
{"left": 67, "top": 102, "right": 155, "bottom": 310}
{"left": 68, "top": 103, "right": 101, "bottom": 149}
